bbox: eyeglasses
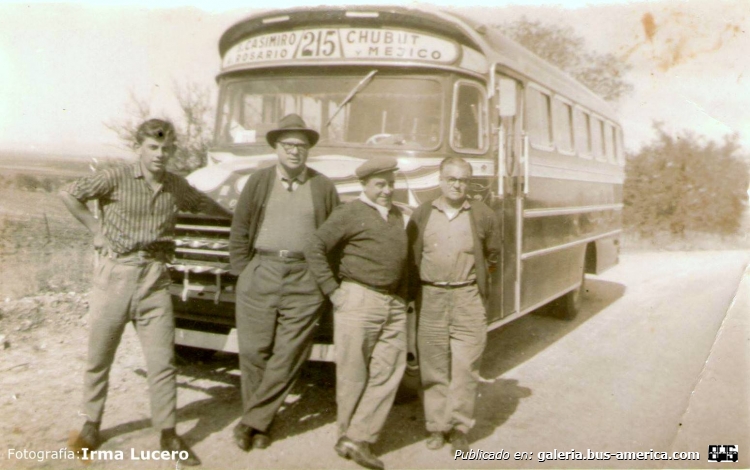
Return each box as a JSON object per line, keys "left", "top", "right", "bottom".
{"left": 442, "top": 177, "right": 470, "bottom": 186}
{"left": 279, "top": 142, "right": 310, "bottom": 152}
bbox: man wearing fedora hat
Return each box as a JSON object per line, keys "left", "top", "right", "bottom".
{"left": 305, "top": 156, "right": 409, "bottom": 470}
{"left": 229, "top": 113, "right": 340, "bottom": 451}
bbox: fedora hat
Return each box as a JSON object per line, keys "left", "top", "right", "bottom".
{"left": 265, "top": 114, "right": 320, "bottom": 148}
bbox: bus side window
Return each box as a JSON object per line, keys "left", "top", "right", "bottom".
{"left": 525, "top": 86, "right": 552, "bottom": 149}
{"left": 452, "top": 81, "right": 486, "bottom": 152}
{"left": 574, "top": 108, "right": 592, "bottom": 158}
{"left": 553, "top": 97, "right": 574, "bottom": 153}
{"left": 615, "top": 127, "right": 625, "bottom": 166}
{"left": 604, "top": 123, "right": 616, "bottom": 164}
{"left": 591, "top": 117, "right": 605, "bottom": 161}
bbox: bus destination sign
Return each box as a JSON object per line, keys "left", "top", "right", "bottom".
{"left": 222, "top": 28, "right": 459, "bottom": 69}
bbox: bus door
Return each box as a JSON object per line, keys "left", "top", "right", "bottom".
{"left": 488, "top": 69, "right": 523, "bottom": 322}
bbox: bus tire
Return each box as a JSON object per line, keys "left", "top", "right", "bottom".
{"left": 551, "top": 270, "right": 585, "bottom": 320}
{"left": 396, "top": 354, "right": 422, "bottom": 403}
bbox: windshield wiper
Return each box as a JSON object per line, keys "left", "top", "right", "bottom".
{"left": 326, "top": 69, "right": 378, "bottom": 128}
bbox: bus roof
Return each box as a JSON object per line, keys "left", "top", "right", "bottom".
{"left": 219, "top": 5, "right": 618, "bottom": 122}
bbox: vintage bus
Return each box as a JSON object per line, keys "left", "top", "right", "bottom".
{"left": 169, "top": 5, "right": 625, "bottom": 363}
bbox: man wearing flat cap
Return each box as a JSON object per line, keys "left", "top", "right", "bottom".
{"left": 229, "top": 113, "right": 340, "bottom": 451}
{"left": 305, "top": 156, "right": 409, "bottom": 470}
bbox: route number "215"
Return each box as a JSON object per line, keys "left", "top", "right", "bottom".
{"left": 297, "top": 30, "right": 340, "bottom": 58}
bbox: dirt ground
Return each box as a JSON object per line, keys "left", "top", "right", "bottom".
{"left": 0, "top": 185, "right": 415, "bottom": 470}
{"left": 2, "top": 181, "right": 748, "bottom": 470}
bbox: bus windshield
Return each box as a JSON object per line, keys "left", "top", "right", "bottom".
{"left": 216, "top": 74, "right": 443, "bottom": 150}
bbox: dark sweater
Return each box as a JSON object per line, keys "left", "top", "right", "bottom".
{"left": 305, "top": 199, "right": 408, "bottom": 296}
{"left": 407, "top": 199, "right": 501, "bottom": 302}
{"left": 229, "top": 165, "right": 340, "bottom": 275}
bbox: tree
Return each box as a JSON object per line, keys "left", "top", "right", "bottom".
{"left": 494, "top": 17, "right": 632, "bottom": 102}
{"left": 623, "top": 123, "right": 749, "bottom": 236}
{"left": 104, "top": 82, "right": 214, "bottom": 175}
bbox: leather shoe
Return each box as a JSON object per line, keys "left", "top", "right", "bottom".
{"left": 448, "top": 429, "right": 470, "bottom": 453}
{"left": 252, "top": 431, "right": 271, "bottom": 449}
{"left": 334, "top": 436, "right": 384, "bottom": 470}
{"left": 425, "top": 432, "right": 446, "bottom": 450}
{"left": 160, "top": 435, "right": 201, "bottom": 466}
{"left": 232, "top": 424, "right": 252, "bottom": 452}
{"left": 69, "top": 421, "right": 101, "bottom": 457}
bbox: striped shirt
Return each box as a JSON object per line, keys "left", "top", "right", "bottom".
{"left": 64, "top": 162, "right": 206, "bottom": 254}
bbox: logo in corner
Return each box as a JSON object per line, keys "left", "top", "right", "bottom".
{"left": 708, "top": 445, "right": 738, "bottom": 463}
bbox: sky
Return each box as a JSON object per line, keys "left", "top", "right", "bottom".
{"left": 0, "top": 0, "right": 747, "bottom": 158}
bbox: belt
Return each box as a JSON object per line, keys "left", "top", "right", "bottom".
{"left": 421, "top": 279, "right": 476, "bottom": 288}
{"left": 255, "top": 249, "right": 305, "bottom": 260}
{"left": 108, "top": 250, "right": 172, "bottom": 263}
{"left": 342, "top": 279, "right": 396, "bottom": 296}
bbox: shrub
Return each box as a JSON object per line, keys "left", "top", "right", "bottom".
{"left": 624, "top": 125, "right": 749, "bottom": 237}
{"left": 15, "top": 174, "right": 42, "bottom": 191}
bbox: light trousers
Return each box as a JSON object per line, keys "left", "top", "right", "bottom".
{"left": 417, "top": 284, "right": 486, "bottom": 434}
{"left": 84, "top": 256, "right": 176, "bottom": 430}
{"left": 333, "top": 281, "right": 407, "bottom": 444}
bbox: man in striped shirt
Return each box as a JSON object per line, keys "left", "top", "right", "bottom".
{"left": 60, "top": 119, "right": 208, "bottom": 466}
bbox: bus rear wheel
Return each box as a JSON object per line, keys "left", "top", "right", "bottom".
{"left": 551, "top": 271, "right": 585, "bottom": 320}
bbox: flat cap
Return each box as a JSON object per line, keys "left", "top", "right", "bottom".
{"left": 355, "top": 156, "right": 399, "bottom": 180}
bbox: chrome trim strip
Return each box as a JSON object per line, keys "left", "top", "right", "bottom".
{"left": 520, "top": 229, "right": 622, "bottom": 260}
{"left": 176, "top": 224, "right": 231, "bottom": 233}
{"left": 524, "top": 203, "right": 624, "bottom": 218}
{"left": 176, "top": 247, "right": 230, "bottom": 257}
{"left": 529, "top": 162, "right": 624, "bottom": 184}
{"left": 219, "top": 61, "right": 485, "bottom": 81}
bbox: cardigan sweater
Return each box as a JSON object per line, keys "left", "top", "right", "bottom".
{"left": 407, "top": 198, "right": 500, "bottom": 302}
{"left": 228, "top": 165, "right": 340, "bottom": 275}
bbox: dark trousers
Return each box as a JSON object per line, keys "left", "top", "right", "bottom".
{"left": 235, "top": 255, "right": 324, "bottom": 432}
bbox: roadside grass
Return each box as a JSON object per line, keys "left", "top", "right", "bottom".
{"left": 622, "top": 205, "right": 750, "bottom": 252}
{"left": 622, "top": 230, "right": 750, "bottom": 252}
{"left": 0, "top": 187, "right": 94, "bottom": 300}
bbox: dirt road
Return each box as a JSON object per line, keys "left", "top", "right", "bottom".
{"left": 0, "top": 250, "right": 747, "bottom": 469}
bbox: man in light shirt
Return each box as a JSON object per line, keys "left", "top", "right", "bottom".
{"left": 407, "top": 156, "right": 500, "bottom": 453}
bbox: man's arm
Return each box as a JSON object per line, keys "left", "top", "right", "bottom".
{"left": 177, "top": 178, "right": 231, "bottom": 217}
{"left": 59, "top": 171, "right": 114, "bottom": 252}
{"left": 59, "top": 190, "right": 107, "bottom": 252}
{"left": 304, "top": 205, "right": 350, "bottom": 296}
{"left": 228, "top": 176, "right": 257, "bottom": 276}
